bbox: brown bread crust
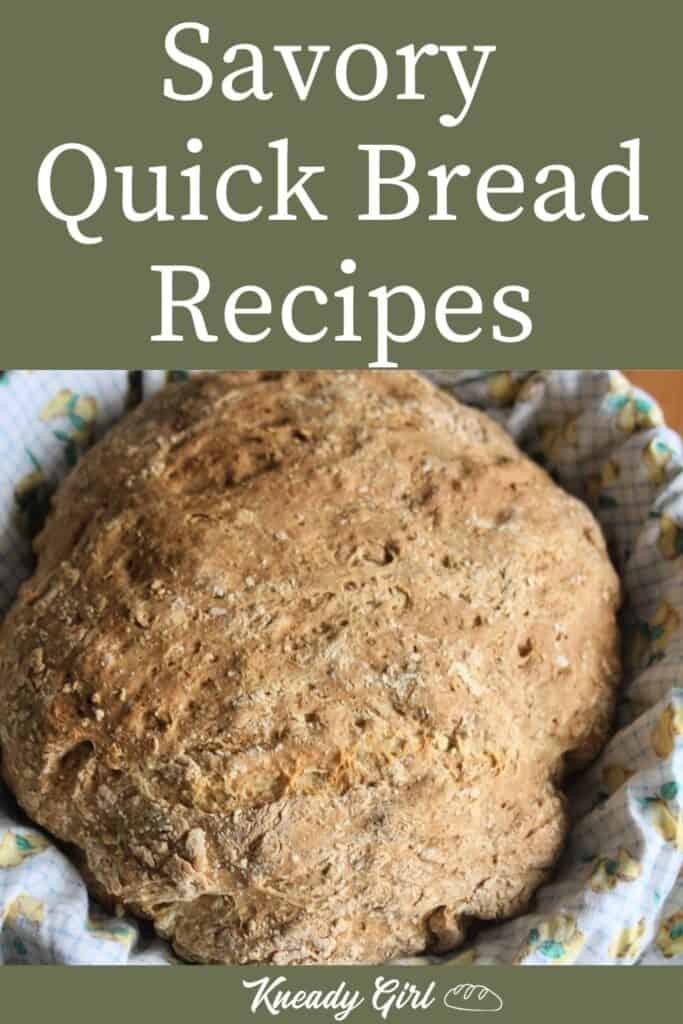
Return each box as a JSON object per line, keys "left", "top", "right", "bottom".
{"left": 0, "top": 371, "right": 620, "bottom": 963}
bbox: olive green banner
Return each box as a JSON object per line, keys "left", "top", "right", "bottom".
{"left": 2, "top": 1, "right": 681, "bottom": 366}
{"left": 2, "top": 965, "right": 681, "bottom": 1021}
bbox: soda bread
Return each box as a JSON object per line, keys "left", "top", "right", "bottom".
{"left": 0, "top": 371, "right": 620, "bottom": 963}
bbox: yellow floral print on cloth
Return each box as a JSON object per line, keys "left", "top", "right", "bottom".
{"left": 0, "top": 369, "right": 682, "bottom": 964}
{"left": 630, "top": 601, "right": 680, "bottom": 671}
{"left": 515, "top": 915, "right": 585, "bottom": 965}
{"left": 449, "top": 949, "right": 478, "bottom": 966}
{"left": 589, "top": 849, "right": 641, "bottom": 893}
{"left": 1, "top": 893, "right": 46, "bottom": 964}
{"left": 642, "top": 438, "right": 675, "bottom": 485}
{"left": 537, "top": 416, "right": 579, "bottom": 467}
{"left": 645, "top": 795, "right": 683, "bottom": 851}
{"left": 602, "top": 763, "right": 636, "bottom": 796}
{"left": 0, "top": 832, "right": 49, "bottom": 868}
{"left": 656, "top": 911, "right": 683, "bottom": 958}
{"left": 86, "top": 914, "right": 136, "bottom": 949}
{"left": 658, "top": 515, "right": 683, "bottom": 561}
{"left": 4, "top": 893, "right": 44, "bottom": 926}
{"left": 485, "top": 371, "right": 524, "bottom": 404}
{"left": 586, "top": 459, "right": 620, "bottom": 509}
{"left": 609, "top": 919, "right": 647, "bottom": 960}
{"left": 605, "top": 371, "right": 663, "bottom": 433}
{"left": 39, "top": 389, "right": 97, "bottom": 467}
{"left": 652, "top": 704, "right": 683, "bottom": 759}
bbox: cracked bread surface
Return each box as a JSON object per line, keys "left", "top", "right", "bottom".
{"left": 0, "top": 371, "right": 620, "bottom": 963}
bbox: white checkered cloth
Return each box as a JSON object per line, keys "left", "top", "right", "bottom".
{"left": 0, "top": 370, "right": 680, "bottom": 965}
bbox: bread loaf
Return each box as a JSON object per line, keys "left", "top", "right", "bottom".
{"left": 0, "top": 371, "right": 620, "bottom": 963}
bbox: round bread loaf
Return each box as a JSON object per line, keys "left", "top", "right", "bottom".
{"left": 0, "top": 371, "right": 620, "bottom": 963}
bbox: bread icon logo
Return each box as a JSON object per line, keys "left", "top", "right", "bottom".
{"left": 443, "top": 984, "right": 503, "bottom": 1013}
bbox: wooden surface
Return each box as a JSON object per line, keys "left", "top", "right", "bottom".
{"left": 628, "top": 371, "right": 683, "bottom": 435}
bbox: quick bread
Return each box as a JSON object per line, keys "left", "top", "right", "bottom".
{"left": 0, "top": 371, "right": 620, "bottom": 963}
